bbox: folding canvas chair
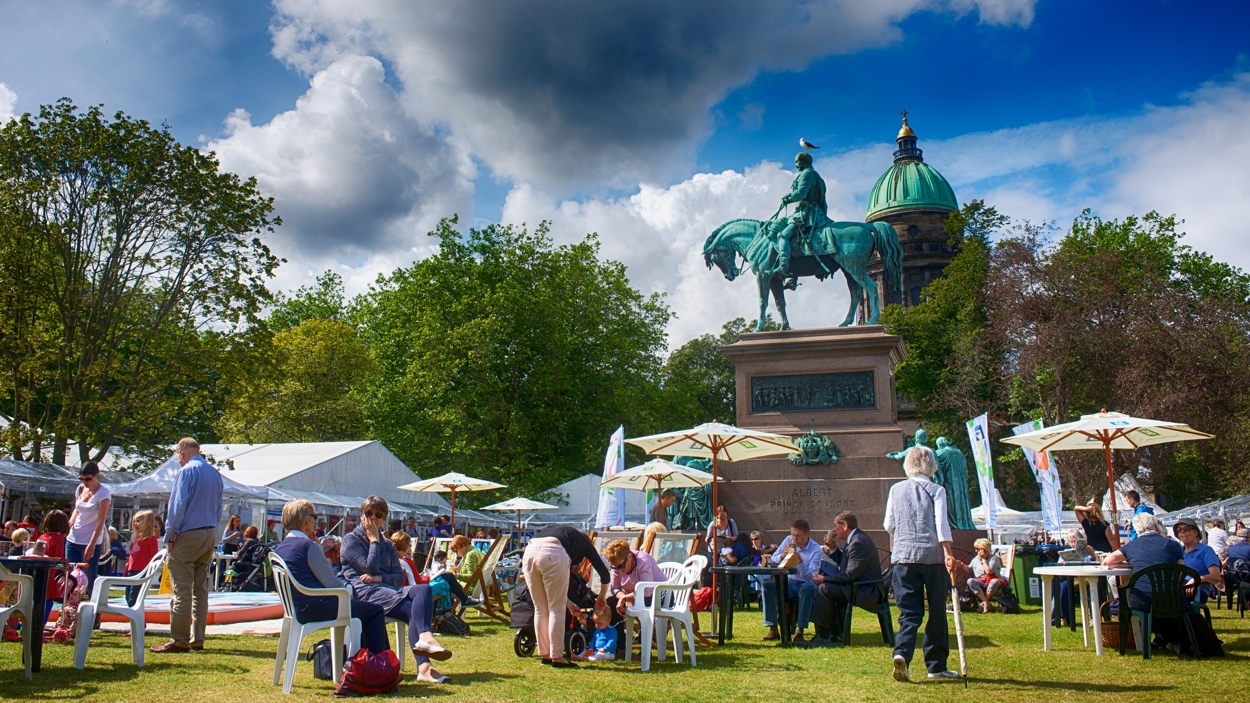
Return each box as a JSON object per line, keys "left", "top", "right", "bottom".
{"left": 456, "top": 536, "right": 510, "bottom": 623}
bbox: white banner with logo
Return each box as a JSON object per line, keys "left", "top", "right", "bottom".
{"left": 594, "top": 426, "right": 626, "bottom": 529}
{"left": 967, "top": 413, "right": 996, "bottom": 531}
{"left": 1013, "top": 419, "right": 1064, "bottom": 532}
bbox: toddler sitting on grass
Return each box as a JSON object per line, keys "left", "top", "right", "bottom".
{"left": 576, "top": 607, "right": 618, "bottom": 661}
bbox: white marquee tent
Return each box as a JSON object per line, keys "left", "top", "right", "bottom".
{"left": 527, "top": 473, "right": 651, "bottom": 529}
{"left": 192, "top": 441, "right": 449, "bottom": 511}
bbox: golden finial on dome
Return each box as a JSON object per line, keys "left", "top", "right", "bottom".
{"left": 897, "top": 109, "right": 916, "bottom": 140}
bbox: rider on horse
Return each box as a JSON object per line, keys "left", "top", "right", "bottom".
{"left": 773, "top": 152, "right": 835, "bottom": 287}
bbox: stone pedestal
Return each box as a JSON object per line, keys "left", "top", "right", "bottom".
{"left": 718, "top": 326, "right": 909, "bottom": 546}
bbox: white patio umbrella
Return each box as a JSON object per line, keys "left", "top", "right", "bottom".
{"left": 625, "top": 422, "right": 796, "bottom": 514}
{"left": 481, "top": 497, "right": 559, "bottom": 535}
{"left": 598, "top": 458, "right": 720, "bottom": 494}
{"left": 999, "top": 410, "right": 1212, "bottom": 544}
{"left": 398, "top": 472, "right": 506, "bottom": 530}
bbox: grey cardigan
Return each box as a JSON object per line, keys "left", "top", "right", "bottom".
{"left": 340, "top": 526, "right": 406, "bottom": 611}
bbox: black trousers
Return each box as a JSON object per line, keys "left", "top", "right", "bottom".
{"left": 892, "top": 562, "right": 949, "bottom": 674}
{"left": 810, "top": 582, "right": 853, "bottom": 639}
{"left": 297, "top": 597, "right": 389, "bottom": 654}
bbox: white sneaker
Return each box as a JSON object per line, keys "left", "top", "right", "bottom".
{"left": 892, "top": 655, "right": 909, "bottom": 682}
{"left": 927, "top": 670, "right": 960, "bottom": 680}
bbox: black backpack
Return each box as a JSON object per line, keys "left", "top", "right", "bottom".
{"left": 436, "top": 611, "right": 471, "bottom": 636}
{"left": 1227, "top": 558, "right": 1250, "bottom": 586}
{"left": 995, "top": 588, "right": 1022, "bottom": 614}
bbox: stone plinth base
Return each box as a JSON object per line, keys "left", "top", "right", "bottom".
{"left": 718, "top": 326, "right": 910, "bottom": 542}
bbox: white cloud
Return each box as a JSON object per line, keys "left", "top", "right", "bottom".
{"left": 0, "top": 83, "right": 16, "bottom": 124}
{"left": 268, "top": 0, "right": 1036, "bottom": 193}
{"left": 206, "top": 55, "right": 474, "bottom": 295}
{"left": 494, "top": 70, "right": 1250, "bottom": 347}
{"left": 950, "top": 0, "right": 1037, "bottom": 27}
{"left": 500, "top": 164, "right": 865, "bottom": 346}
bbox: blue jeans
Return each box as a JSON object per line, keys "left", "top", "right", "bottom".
{"left": 66, "top": 541, "right": 101, "bottom": 597}
{"left": 892, "top": 562, "right": 949, "bottom": 674}
{"left": 761, "top": 577, "right": 816, "bottom": 629}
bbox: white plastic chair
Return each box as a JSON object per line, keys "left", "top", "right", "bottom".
{"left": 270, "top": 553, "right": 361, "bottom": 694}
{"left": 388, "top": 560, "right": 416, "bottom": 672}
{"left": 0, "top": 562, "right": 35, "bottom": 680}
{"left": 74, "top": 549, "right": 168, "bottom": 669}
{"left": 656, "top": 555, "right": 705, "bottom": 668}
{"left": 624, "top": 557, "right": 703, "bottom": 671}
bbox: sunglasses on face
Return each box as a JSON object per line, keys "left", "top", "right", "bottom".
{"left": 364, "top": 510, "right": 386, "bottom": 519}
{"left": 79, "top": 475, "right": 95, "bottom": 482}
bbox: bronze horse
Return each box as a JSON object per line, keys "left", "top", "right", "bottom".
{"left": 703, "top": 217, "right": 902, "bottom": 330}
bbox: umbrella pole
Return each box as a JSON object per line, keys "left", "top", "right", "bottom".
{"left": 451, "top": 488, "right": 457, "bottom": 533}
{"left": 710, "top": 444, "right": 722, "bottom": 628}
{"left": 1104, "top": 439, "right": 1121, "bottom": 549}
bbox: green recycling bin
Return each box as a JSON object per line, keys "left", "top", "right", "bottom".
{"left": 1010, "top": 552, "right": 1044, "bottom": 606}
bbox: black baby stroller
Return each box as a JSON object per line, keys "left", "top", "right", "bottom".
{"left": 223, "top": 540, "right": 272, "bottom": 592}
{"left": 511, "top": 569, "right": 596, "bottom": 658}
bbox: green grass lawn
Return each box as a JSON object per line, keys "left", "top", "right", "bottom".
{"left": 3, "top": 604, "right": 1250, "bottom": 702}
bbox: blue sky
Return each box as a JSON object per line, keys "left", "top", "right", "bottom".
{"left": 1, "top": 0, "right": 1248, "bottom": 345}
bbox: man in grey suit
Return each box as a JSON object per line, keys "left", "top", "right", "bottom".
{"left": 807, "top": 511, "right": 885, "bottom": 647}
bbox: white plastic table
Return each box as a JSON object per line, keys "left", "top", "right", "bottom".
{"left": 1034, "top": 565, "right": 1132, "bottom": 656}
{"left": 211, "top": 552, "right": 236, "bottom": 592}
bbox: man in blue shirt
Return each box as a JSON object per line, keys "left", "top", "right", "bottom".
{"left": 1125, "top": 490, "right": 1154, "bottom": 540}
{"left": 762, "top": 519, "right": 823, "bottom": 642}
{"left": 151, "top": 438, "right": 224, "bottom": 654}
{"left": 1174, "top": 518, "right": 1222, "bottom": 603}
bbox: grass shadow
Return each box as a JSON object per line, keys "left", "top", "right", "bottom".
{"left": 990, "top": 679, "right": 1172, "bottom": 693}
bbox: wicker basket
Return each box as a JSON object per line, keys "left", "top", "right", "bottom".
{"left": 1099, "top": 603, "right": 1134, "bottom": 649}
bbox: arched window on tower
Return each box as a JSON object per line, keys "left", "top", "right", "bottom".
{"left": 907, "top": 225, "right": 919, "bottom": 238}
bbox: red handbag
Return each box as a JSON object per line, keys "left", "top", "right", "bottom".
{"left": 335, "top": 648, "right": 402, "bottom": 696}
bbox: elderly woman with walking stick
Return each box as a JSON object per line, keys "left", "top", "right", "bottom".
{"left": 883, "top": 445, "right": 959, "bottom": 682}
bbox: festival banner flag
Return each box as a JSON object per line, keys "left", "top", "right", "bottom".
{"left": 1013, "top": 419, "right": 1064, "bottom": 533}
{"left": 594, "top": 426, "right": 626, "bottom": 528}
{"left": 967, "top": 413, "right": 996, "bottom": 531}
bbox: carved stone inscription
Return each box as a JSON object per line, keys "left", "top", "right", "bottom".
{"left": 767, "top": 486, "right": 855, "bottom": 515}
{"left": 750, "top": 371, "right": 875, "bottom": 414}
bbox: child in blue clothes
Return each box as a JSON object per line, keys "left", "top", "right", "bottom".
{"left": 578, "top": 606, "right": 618, "bottom": 661}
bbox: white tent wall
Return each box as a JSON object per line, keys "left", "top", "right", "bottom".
{"left": 197, "top": 441, "right": 449, "bottom": 512}
{"left": 536, "top": 473, "right": 650, "bottom": 527}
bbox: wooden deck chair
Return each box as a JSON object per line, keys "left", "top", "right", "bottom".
{"left": 423, "top": 536, "right": 454, "bottom": 572}
{"left": 456, "top": 536, "right": 510, "bottom": 624}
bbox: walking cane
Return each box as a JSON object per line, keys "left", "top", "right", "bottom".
{"left": 948, "top": 565, "right": 968, "bottom": 688}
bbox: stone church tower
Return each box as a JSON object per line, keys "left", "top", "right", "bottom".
{"left": 863, "top": 114, "right": 959, "bottom": 312}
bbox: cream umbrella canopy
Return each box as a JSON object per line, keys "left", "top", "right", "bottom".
{"left": 598, "top": 458, "right": 720, "bottom": 494}
{"left": 999, "top": 410, "right": 1212, "bottom": 544}
{"left": 481, "top": 497, "right": 559, "bottom": 535}
{"left": 398, "top": 472, "right": 506, "bottom": 530}
{"left": 625, "top": 422, "right": 797, "bottom": 515}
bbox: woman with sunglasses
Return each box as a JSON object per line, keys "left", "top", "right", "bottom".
{"left": 68, "top": 461, "right": 112, "bottom": 596}
{"left": 341, "top": 496, "right": 454, "bottom": 684}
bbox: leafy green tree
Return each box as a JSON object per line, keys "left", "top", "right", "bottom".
{"left": 217, "top": 319, "right": 377, "bottom": 443}
{"left": 656, "top": 316, "right": 778, "bottom": 429}
{"left": 0, "top": 100, "right": 280, "bottom": 464}
{"left": 984, "top": 211, "right": 1250, "bottom": 506}
{"left": 268, "top": 270, "right": 348, "bottom": 330}
{"left": 353, "top": 217, "right": 671, "bottom": 499}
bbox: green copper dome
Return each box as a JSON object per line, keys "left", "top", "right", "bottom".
{"left": 866, "top": 116, "right": 958, "bottom": 220}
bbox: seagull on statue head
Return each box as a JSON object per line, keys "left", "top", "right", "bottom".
{"left": 798, "top": 137, "right": 819, "bottom": 152}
